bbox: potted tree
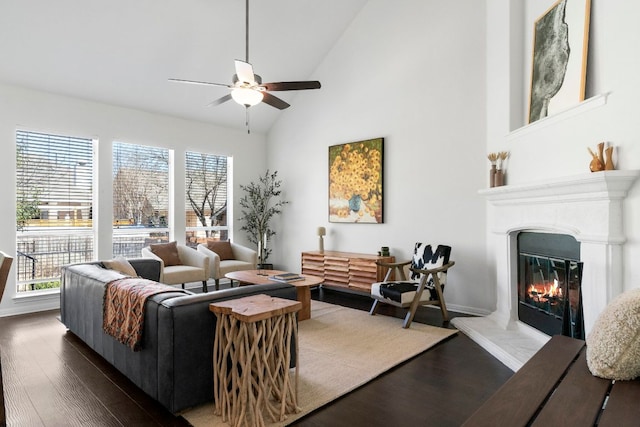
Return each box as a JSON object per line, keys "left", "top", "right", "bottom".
{"left": 238, "top": 170, "right": 288, "bottom": 268}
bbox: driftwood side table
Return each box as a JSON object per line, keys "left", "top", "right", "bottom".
{"left": 209, "top": 294, "right": 301, "bottom": 426}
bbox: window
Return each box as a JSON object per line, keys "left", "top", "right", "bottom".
{"left": 185, "top": 151, "right": 229, "bottom": 247}
{"left": 15, "top": 130, "right": 95, "bottom": 292}
{"left": 112, "top": 142, "right": 170, "bottom": 257}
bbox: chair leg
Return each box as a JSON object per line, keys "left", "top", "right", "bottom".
{"left": 403, "top": 298, "right": 422, "bottom": 328}
{"left": 214, "top": 279, "right": 219, "bottom": 291}
{"left": 434, "top": 283, "right": 449, "bottom": 322}
{"left": 202, "top": 280, "right": 208, "bottom": 293}
{"left": 402, "top": 310, "right": 416, "bottom": 329}
{"left": 369, "top": 299, "right": 380, "bottom": 316}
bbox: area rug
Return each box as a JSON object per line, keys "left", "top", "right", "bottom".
{"left": 182, "top": 300, "right": 457, "bottom": 426}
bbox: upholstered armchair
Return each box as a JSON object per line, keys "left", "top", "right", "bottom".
{"left": 141, "top": 241, "right": 210, "bottom": 292}
{"left": 197, "top": 241, "right": 257, "bottom": 290}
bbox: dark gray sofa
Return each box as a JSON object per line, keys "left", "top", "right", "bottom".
{"left": 59, "top": 259, "right": 297, "bottom": 414}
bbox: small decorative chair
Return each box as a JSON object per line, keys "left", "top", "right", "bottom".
{"left": 370, "top": 243, "right": 454, "bottom": 328}
{"left": 197, "top": 240, "right": 257, "bottom": 290}
{"left": 141, "top": 241, "right": 210, "bottom": 292}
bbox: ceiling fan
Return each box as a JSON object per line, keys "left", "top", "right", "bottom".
{"left": 169, "top": 0, "right": 321, "bottom": 131}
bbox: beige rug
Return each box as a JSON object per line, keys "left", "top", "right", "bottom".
{"left": 182, "top": 300, "right": 457, "bottom": 426}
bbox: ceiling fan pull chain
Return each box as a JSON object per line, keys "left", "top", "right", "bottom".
{"left": 246, "top": 107, "right": 251, "bottom": 134}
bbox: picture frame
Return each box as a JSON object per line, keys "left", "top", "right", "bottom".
{"left": 328, "top": 138, "right": 384, "bottom": 223}
{"left": 528, "top": 0, "right": 591, "bottom": 123}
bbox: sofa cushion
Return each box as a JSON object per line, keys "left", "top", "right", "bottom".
{"left": 206, "top": 240, "right": 233, "bottom": 261}
{"left": 586, "top": 288, "right": 640, "bottom": 380}
{"left": 103, "top": 256, "right": 137, "bottom": 277}
{"left": 150, "top": 241, "right": 182, "bottom": 266}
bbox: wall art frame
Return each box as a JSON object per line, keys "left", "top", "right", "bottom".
{"left": 528, "top": 0, "right": 591, "bottom": 124}
{"left": 328, "top": 137, "right": 384, "bottom": 224}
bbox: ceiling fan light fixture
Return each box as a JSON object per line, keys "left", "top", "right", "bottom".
{"left": 231, "top": 87, "right": 263, "bottom": 106}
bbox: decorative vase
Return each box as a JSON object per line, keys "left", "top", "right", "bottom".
{"left": 597, "top": 142, "right": 605, "bottom": 167}
{"left": 495, "top": 169, "right": 504, "bottom": 187}
{"left": 605, "top": 147, "right": 615, "bottom": 170}
{"left": 489, "top": 164, "right": 496, "bottom": 188}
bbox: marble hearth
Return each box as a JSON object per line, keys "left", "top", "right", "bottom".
{"left": 451, "top": 170, "right": 639, "bottom": 371}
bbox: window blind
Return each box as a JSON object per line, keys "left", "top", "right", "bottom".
{"left": 16, "top": 130, "right": 93, "bottom": 229}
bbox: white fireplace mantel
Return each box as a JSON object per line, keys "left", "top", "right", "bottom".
{"left": 452, "top": 170, "right": 639, "bottom": 371}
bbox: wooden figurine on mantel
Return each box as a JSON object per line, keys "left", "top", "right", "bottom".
{"left": 588, "top": 142, "right": 615, "bottom": 172}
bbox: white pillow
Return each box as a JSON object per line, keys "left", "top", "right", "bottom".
{"left": 103, "top": 256, "right": 137, "bottom": 277}
{"left": 586, "top": 288, "right": 640, "bottom": 380}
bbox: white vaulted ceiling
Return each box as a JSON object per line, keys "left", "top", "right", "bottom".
{"left": 0, "top": 0, "right": 369, "bottom": 133}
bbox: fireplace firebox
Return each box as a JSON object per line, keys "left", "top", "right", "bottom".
{"left": 517, "top": 232, "right": 584, "bottom": 339}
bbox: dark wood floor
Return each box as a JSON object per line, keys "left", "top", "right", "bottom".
{"left": 0, "top": 286, "right": 513, "bottom": 426}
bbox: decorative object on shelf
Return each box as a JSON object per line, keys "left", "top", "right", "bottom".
{"left": 496, "top": 151, "right": 509, "bottom": 186}
{"left": 380, "top": 246, "right": 390, "bottom": 257}
{"left": 528, "top": 0, "right": 591, "bottom": 124}
{"left": 317, "top": 227, "right": 326, "bottom": 252}
{"left": 588, "top": 142, "right": 605, "bottom": 172}
{"left": 605, "top": 145, "right": 615, "bottom": 170}
{"left": 487, "top": 153, "right": 498, "bottom": 187}
{"left": 329, "top": 138, "right": 384, "bottom": 223}
{"left": 239, "top": 170, "right": 288, "bottom": 265}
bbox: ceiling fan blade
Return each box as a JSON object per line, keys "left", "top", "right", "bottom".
{"left": 168, "top": 78, "right": 231, "bottom": 88}
{"left": 206, "top": 94, "right": 232, "bottom": 107}
{"left": 261, "top": 81, "right": 321, "bottom": 91}
{"left": 235, "top": 60, "right": 256, "bottom": 85}
{"left": 262, "top": 92, "right": 290, "bottom": 110}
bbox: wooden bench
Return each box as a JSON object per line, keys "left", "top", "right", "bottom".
{"left": 463, "top": 334, "right": 640, "bottom": 427}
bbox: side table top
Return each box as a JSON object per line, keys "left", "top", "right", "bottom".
{"left": 209, "top": 294, "right": 301, "bottom": 322}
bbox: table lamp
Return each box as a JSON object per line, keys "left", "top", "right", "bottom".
{"left": 317, "top": 227, "right": 326, "bottom": 252}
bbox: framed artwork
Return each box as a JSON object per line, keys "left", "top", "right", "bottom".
{"left": 528, "top": 0, "right": 591, "bottom": 123}
{"left": 328, "top": 138, "right": 383, "bottom": 223}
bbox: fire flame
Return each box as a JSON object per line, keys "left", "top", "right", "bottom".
{"left": 528, "top": 279, "right": 563, "bottom": 301}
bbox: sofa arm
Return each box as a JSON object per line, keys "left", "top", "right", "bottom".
{"left": 231, "top": 243, "right": 258, "bottom": 267}
{"left": 129, "top": 258, "right": 162, "bottom": 282}
{"left": 141, "top": 247, "right": 165, "bottom": 282}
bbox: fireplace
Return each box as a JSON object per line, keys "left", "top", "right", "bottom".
{"left": 517, "top": 232, "right": 584, "bottom": 339}
{"left": 451, "top": 170, "right": 639, "bottom": 371}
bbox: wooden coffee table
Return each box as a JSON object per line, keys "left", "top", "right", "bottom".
{"left": 225, "top": 269, "right": 323, "bottom": 321}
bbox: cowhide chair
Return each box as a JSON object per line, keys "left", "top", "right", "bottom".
{"left": 370, "top": 243, "right": 455, "bottom": 328}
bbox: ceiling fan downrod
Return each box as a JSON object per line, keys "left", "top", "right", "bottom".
{"left": 245, "top": 0, "right": 250, "bottom": 63}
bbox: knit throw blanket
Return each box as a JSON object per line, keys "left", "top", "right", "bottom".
{"left": 103, "top": 278, "right": 186, "bottom": 351}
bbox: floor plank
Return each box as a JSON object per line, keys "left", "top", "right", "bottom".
{"left": 0, "top": 285, "right": 513, "bottom": 426}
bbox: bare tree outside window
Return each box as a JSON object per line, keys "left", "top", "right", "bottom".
{"left": 112, "top": 142, "right": 169, "bottom": 258}
{"left": 185, "top": 152, "right": 229, "bottom": 243}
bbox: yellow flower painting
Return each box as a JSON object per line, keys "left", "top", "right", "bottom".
{"left": 329, "top": 138, "right": 383, "bottom": 223}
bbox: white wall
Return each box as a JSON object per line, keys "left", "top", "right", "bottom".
{"left": 0, "top": 83, "right": 267, "bottom": 316}
{"left": 267, "top": 0, "right": 491, "bottom": 315}
{"left": 487, "top": 1, "right": 640, "bottom": 298}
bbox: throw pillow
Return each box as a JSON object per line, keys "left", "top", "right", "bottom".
{"left": 103, "top": 256, "right": 137, "bottom": 277}
{"left": 206, "top": 240, "right": 234, "bottom": 261}
{"left": 586, "top": 288, "right": 640, "bottom": 380}
{"left": 150, "top": 241, "right": 182, "bottom": 267}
